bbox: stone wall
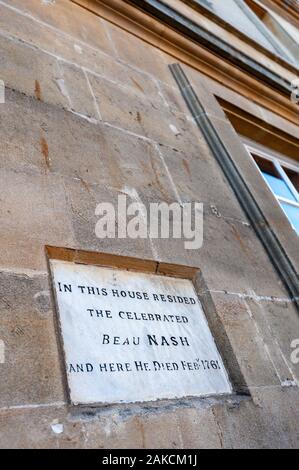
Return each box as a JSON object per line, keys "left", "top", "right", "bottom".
{"left": 0, "top": 0, "right": 298, "bottom": 448}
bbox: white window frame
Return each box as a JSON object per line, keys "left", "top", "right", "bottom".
{"left": 244, "top": 143, "right": 299, "bottom": 235}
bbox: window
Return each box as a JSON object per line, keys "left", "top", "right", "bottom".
{"left": 245, "top": 145, "right": 299, "bottom": 236}
{"left": 194, "top": 0, "right": 283, "bottom": 54}
{"left": 243, "top": 0, "right": 299, "bottom": 65}
{"left": 195, "top": 0, "right": 299, "bottom": 66}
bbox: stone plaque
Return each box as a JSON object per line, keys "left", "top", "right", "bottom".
{"left": 50, "top": 260, "right": 232, "bottom": 405}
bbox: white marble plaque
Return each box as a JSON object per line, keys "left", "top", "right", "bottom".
{"left": 50, "top": 260, "right": 232, "bottom": 405}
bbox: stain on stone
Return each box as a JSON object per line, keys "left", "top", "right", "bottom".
{"left": 149, "top": 154, "right": 169, "bottom": 201}
{"left": 41, "top": 136, "right": 50, "bottom": 169}
{"left": 136, "top": 111, "right": 142, "bottom": 123}
{"left": 35, "top": 80, "right": 42, "bottom": 101}
{"left": 130, "top": 77, "right": 144, "bottom": 93}
{"left": 134, "top": 417, "right": 146, "bottom": 448}
{"left": 77, "top": 175, "right": 91, "bottom": 193}
{"left": 211, "top": 407, "right": 224, "bottom": 448}
{"left": 182, "top": 158, "right": 191, "bottom": 178}
{"left": 229, "top": 222, "right": 250, "bottom": 256}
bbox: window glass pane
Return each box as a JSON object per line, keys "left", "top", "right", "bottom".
{"left": 284, "top": 167, "right": 299, "bottom": 193}
{"left": 263, "top": 7, "right": 299, "bottom": 64}
{"left": 195, "top": 0, "right": 279, "bottom": 53}
{"left": 245, "top": 0, "right": 298, "bottom": 65}
{"left": 280, "top": 202, "right": 299, "bottom": 235}
{"left": 262, "top": 171, "right": 296, "bottom": 201}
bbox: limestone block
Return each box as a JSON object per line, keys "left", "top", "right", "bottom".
{"left": 205, "top": 293, "right": 280, "bottom": 389}
{"left": 0, "top": 0, "right": 113, "bottom": 56}
{"left": 0, "top": 35, "right": 67, "bottom": 108}
{"left": 0, "top": 272, "right": 64, "bottom": 407}
{"left": 0, "top": 168, "right": 74, "bottom": 247}
{"left": 107, "top": 22, "right": 173, "bottom": 85}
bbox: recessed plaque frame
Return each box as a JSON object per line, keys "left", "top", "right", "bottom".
{"left": 47, "top": 247, "right": 233, "bottom": 406}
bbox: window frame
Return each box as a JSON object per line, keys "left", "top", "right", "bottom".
{"left": 244, "top": 143, "right": 299, "bottom": 234}
{"left": 240, "top": 0, "right": 298, "bottom": 65}
{"left": 193, "top": 0, "right": 298, "bottom": 66}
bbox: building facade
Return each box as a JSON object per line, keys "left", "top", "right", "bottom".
{"left": 0, "top": 0, "right": 298, "bottom": 448}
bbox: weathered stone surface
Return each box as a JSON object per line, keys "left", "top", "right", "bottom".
{"left": 58, "top": 61, "right": 99, "bottom": 120}
{"left": 0, "top": 390, "right": 297, "bottom": 449}
{"left": 0, "top": 1, "right": 168, "bottom": 109}
{"left": 156, "top": 142, "right": 247, "bottom": 220}
{"left": 107, "top": 22, "right": 173, "bottom": 85}
{"left": 11, "top": 107, "right": 173, "bottom": 199}
{"left": 84, "top": 59, "right": 162, "bottom": 103}
{"left": 0, "top": 91, "right": 50, "bottom": 175}
{"left": 87, "top": 74, "right": 148, "bottom": 137}
{"left": 201, "top": 292, "right": 281, "bottom": 389}
{"left": 0, "top": 35, "right": 67, "bottom": 108}
{"left": 89, "top": 72, "right": 205, "bottom": 152}
{"left": 0, "top": 4, "right": 112, "bottom": 80}
{"left": 0, "top": 405, "right": 69, "bottom": 449}
{"left": 0, "top": 168, "right": 74, "bottom": 247}
{"left": 0, "top": 402, "right": 217, "bottom": 449}
{"left": 135, "top": 411, "right": 185, "bottom": 449}
{"left": 118, "top": 67, "right": 163, "bottom": 102}
{"left": 60, "top": 61, "right": 162, "bottom": 120}
{"left": 246, "top": 299, "right": 299, "bottom": 384}
{"left": 158, "top": 81, "right": 191, "bottom": 116}
{"left": 196, "top": 291, "right": 248, "bottom": 392}
{"left": 63, "top": 177, "right": 155, "bottom": 260}
{"left": 0, "top": 4, "right": 71, "bottom": 61}
{"left": 132, "top": 188, "right": 201, "bottom": 266}
{"left": 212, "top": 397, "right": 276, "bottom": 448}
{"left": 0, "top": 405, "right": 197, "bottom": 449}
{"left": 0, "top": 237, "right": 48, "bottom": 272}
{"left": 176, "top": 406, "right": 223, "bottom": 448}
{"left": 72, "top": 412, "right": 145, "bottom": 449}
{"left": 80, "top": 405, "right": 223, "bottom": 449}
{"left": 0, "top": 272, "right": 65, "bottom": 407}
{"left": 0, "top": 0, "right": 114, "bottom": 55}
{"left": 151, "top": 205, "right": 289, "bottom": 298}
{"left": 249, "top": 385, "right": 299, "bottom": 448}
{"left": 207, "top": 215, "right": 289, "bottom": 298}
{"left": 184, "top": 65, "right": 229, "bottom": 121}
{"left": 0, "top": 89, "right": 105, "bottom": 183}
{"left": 214, "top": 385, "right": 299, "bottom": 448}
{"left": 97, "top": 124, "right": 173, "bottom": 198}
